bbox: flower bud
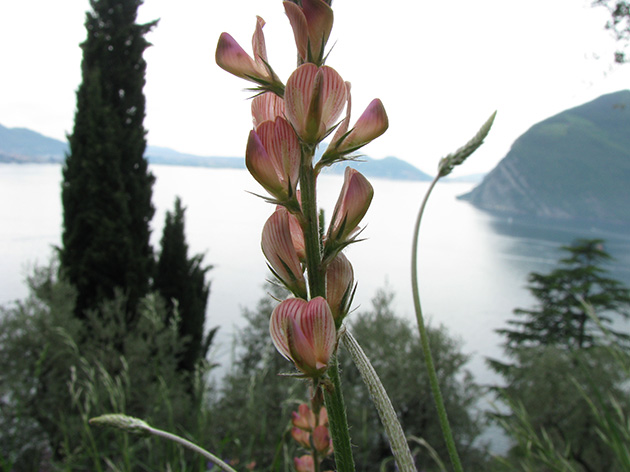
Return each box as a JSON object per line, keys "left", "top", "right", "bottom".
{"left": 216, "top": 17, "right": 275, "bottom": 85}
{"left": 269, "top": 297, "right": 337, "bottom": 377}
{"left": 334, "top": 99, "right": 389, "bottom": 154}
{"left": 312, "top": 425, "right": 333, "bottom": 456}
{"left": 328, "top": 167, "right": 373, "bottom": 243}
{"left": 284, "top": 64, "right": 347, "bottom": 144}
{"left": 262, "top": 208, "right": 306, "bottom": 297}
{"left": 284, "top": 0, "right": 334, "bottom": 65}
{"left": 325, "top": 252, "right": 354, "bottom": 323}
{"left": 246, "top": 117, "right": 300, "bottom": 201}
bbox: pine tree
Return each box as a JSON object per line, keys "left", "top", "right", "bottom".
{"left": 497, "top": 239, "right": 630, "bottom": 350}
{"left": 155, "top": 197, "right": 215, "bottom": 375}
{"left": 61, "top": 0, "right": 157, "bottom": 322}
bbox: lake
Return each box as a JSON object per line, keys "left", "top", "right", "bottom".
{"left": 2, "top": 163, "right": 630, "bottom": 389}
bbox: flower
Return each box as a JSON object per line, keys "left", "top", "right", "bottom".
{"left": 269, "top": 297, "right": 337, "bottom": 377}
{"left": 291, "top": 427, "right": 312, "bottom": 449}
{"left": 312, "top": 425, "right": 333, "bottom": 455}
{"left": 292, "top": 403, "right": 317, "bottom": 431}
{"left": 251, "top": 92, "right": 285, "bottom": 129}
{"left": 327, "top": 98, "right": 388, "bottom": 158}
{"left": 294, "top": 455, "right": 315, "bottom": 472}
{"left": 246, "top": 117, "right": 300, "bottom": 201}
{"left": 327, "top": 167, "right": 373, "bottom": 243}
{"left": 261, "top": 207, "right": 306, "bottom": 297}
{"left": 283, "top": 0, "right": 334, "bottom": 65}
{"left": 325, "top": 252, "right": 354, "bottom": 323}
{"left": 284, "top": 63, "right": 347, "bottom": 144}
{"left": 216, "top": 17, "right": 276, "bottom": 86}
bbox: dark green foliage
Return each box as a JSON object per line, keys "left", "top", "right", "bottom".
{"left": 341, "top": 289, "right": 487, "bottom": 471}
{"left": 497, "top": 239, "right": 630, "bottom": 350}
{"left": 490, "top": 238, "right": 630, "bottom": 471}
{"left": 155, "top": 197, "right": 215, "bottom": 377}
{"left": 493, "top": 346, "right": 630, "bottom": 472}
{"left": 594, "top": 0, "right": 630, "bottom": 62}
{"left": 61, "top": 0, "right": 157, "bottom": 321}
{"left": 212, "top": 284, "right": 307, "bottom": 470}
{"left": 0, "top": 261, "right": 213, "bottom": 471}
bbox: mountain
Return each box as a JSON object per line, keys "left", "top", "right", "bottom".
{"left": 460, "top": 90, "right": 630, "bottom": 225}
{"left": 0, "top": 123, "right": 67, "bottom": 162}
{"left": 0, "top": 123, "right": 432, "bottom": 181}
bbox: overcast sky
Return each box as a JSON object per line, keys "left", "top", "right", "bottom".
{"left": 1, "top": 0, "right": 629, "bottom": 175}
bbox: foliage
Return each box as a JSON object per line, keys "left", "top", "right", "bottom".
{"left": 155, "top": 196, "right": 216, "bottom": 378}
{"left": 0, "top": 261, "right": 213, "bottom": 471}
{"left": 496, "top": 238, "right": 630, "bottom": 350}
{"left": 341, "top": 289, "right": 488, "bottom": 471}
{"left": 212, "top": 284, "right": 308, "bottom": 470}
{"left": 594, "top": 0, "right": 630, "bottom": 62}
{"left": 61, "top": 0, "right": 157, "bottom": 321}
{"left": 490, "top": 238, "right": 630, "bottom": 471}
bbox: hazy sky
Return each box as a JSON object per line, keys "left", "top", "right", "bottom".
{"left": 1, "top": 0, "right": 629, "bottom": 175}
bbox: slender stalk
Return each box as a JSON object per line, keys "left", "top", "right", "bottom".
{"left": 299, "top": 144, "right": 355, "bottom": 471}
{"left": 411, "top": 174, "right": 464, "bottom": 472}
{"left": 323, "top": 354, "right": 355, "bottom": 472}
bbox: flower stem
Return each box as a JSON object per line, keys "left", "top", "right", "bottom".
{"left": 323, "top": 354, "right": 355, "bottom": 472}
{"left": 299, "top": 144, "right": 355, "bottom": 471}
{"left": 411, "top": 174, "right": 464, "bottom": 472}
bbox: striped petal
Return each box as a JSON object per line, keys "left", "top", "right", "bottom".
{"left": 252, "top": 92, "right": 285, "bottom": 129}
{"left": 245, "top": 129, "right": 284, "bottom": 197}
{"left": 270, "top": 297, "right": 308, "bottom": 361}
{"left": 328, "top": 167, "right": 373, "bottom": 242}
{"left": 284, "top": 1, "right": 309, "bottom": 61}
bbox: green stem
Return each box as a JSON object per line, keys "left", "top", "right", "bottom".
{"left": 299, "top": 146, "right": 326, "bottom": 298}
{"left": 323, "top": 354, "right": 355, "bottom": 472}
{"left": 299, "top": 144, "right": 355, "bottom": 471}
{"left": 411, "top": 174, "right": 464, "bottom": 472}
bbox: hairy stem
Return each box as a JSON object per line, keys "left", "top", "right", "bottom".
{"left": 299, "top": 144, "right": 355, "bottom": 470}
{"left": 411, "top": 174, "right": 464, "bottom": 472}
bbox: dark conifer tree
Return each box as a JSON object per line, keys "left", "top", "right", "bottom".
{"left": 61, "top": 0, "right": 157, "bottom": 322}
{"left": 155, "top": 197, "right": 215, "bottom": 375}
{"left": 497, "top": 238, "right": 630, "bottom": 350}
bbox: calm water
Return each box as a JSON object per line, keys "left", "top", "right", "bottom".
{"left": 2, "top": 163, "right": 630, "bottom": 388}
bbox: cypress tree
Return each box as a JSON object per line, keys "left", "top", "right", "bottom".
{"left": 155, "top": 197, "right": 215, "bottom": 375}
{"left": 61, "top": 0, "right": 157, "bottom": 322}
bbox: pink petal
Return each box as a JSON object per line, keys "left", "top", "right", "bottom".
{"left": 216, "top": 33, "right": 261, "bottom": 80}
{"left": 252, "top": 92, "right": 285, "bottom": 129}
{"left": 245, "top": 130, "right": 283, "bottom": 196}
{"left": 312, "top": 425, "right": 332, "bottom": 455}
{"left": 270, "top": 117, "right": 300, "bottom": 190}
{"left": 283, "top": 1, "right": 309, "bottom": 61}
{"left": 285, "top": 63, "right": 319, "bottom": 138}
{"left": 325, "top": 252, "right": 354, "bottom": 321}
{"left": 270, "top": 298, "right": 307, "bottom": 361}
{"left": 302, "top": 0, "right": 334, "bottom": 60}
{"left": 297, "top": 297, "right": 336, "bottom": 370}
{"left": 317, "top": 66, "right": 348, "bottom": 132}
{"left": 330, "top": 168, "right": 373, "bottom": 241}
{"left": 341, "top": 99, "right": 389, "bottom": 152}
{"left": 252, "top": 16, "right": 268, "bottom": 68}
{"left": 261, "top": 208, "right": 306, "bottom": 294}
{"left": 330, "top": 81, "right": 352, "bottom": 145}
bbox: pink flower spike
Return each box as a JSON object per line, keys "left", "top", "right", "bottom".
{"left": 285, "top": 64, "right": 347, "bottom": 144}
{"left": 261, "top": 209, "right": 306, "bottom": 297}
{"left": 252, "top": 92, "right": 285, "bottom": 129}
{"left": 337, "top": 99, "right": 389, "bottom": 153}
{"left": 328, "top": 167, "right": 374, "bottom": 243}
{"left": 269, "top": 297, "right": 336, "bottom": 377}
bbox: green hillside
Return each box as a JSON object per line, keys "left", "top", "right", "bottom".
{"left": 460, "top": 90, "right": 630, "bottom": 224}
